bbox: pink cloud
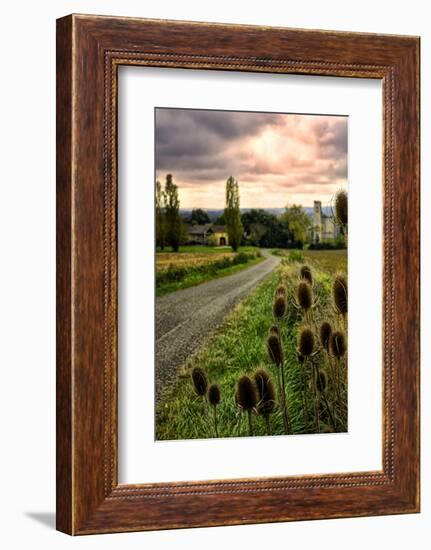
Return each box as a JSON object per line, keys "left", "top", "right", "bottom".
{"left": 155, "top": 109, "right": 347, "bottom": 208}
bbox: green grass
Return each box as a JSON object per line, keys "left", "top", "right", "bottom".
{"left": 156, "top": 252, "right": 348, "bottom": 440}
{"left": 270, "top": 249, "right": 304, "bottom": 263}
{"left": 156, "top": 255, "right": 264, "bottom": 296}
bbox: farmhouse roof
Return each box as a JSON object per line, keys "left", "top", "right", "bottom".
{"left": 187, "top": 224, "right": 212, "bottom": 235}
{"left": 209, "top": 225, "right": 227, "bottom": 233}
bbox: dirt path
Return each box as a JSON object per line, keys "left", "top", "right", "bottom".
{"left": 155, "top": 250, "right": 280, "bottom": 402}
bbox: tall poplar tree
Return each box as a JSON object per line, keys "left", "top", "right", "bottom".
{"left": 164, "top": 173, "right": 182, "bottom": 252}
{"left": 224, "top": 176, "right": 243, "bottom": 252}
{"left": 155, "top": 179, "right": 166, "bottom": 250}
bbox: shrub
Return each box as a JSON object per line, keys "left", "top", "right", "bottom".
{"left": 287, "top": 249, "right": 304, "bottom": 263}
{"left": 233, "top": 252, "right": 251, "bottom": 265}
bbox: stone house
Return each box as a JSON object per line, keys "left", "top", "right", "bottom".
{"left": 186, "top": 224, "right": 229, "bottom": 246}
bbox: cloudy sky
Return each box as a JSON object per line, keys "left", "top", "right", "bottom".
{"left": 155, "top": 108, "right": 347, "bottom": 209}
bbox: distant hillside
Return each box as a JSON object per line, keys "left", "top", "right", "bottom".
{"left": 180, "top": 206, "right": 333, "bottom": 222}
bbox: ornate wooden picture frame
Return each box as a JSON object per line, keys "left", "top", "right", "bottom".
{"left": 56, "top": 14, "right": 420, "bottom": 535}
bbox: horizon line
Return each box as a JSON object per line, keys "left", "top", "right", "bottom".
{"left": 179, "top": 205, "right": 326, "bottom": 210}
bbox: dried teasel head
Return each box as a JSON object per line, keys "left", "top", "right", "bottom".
{"left": 298, "top": 327, "right": 315, "bottom": 357}
{"left": 330, "top": 331, "right": 347, "bottom": 358}
{"left": 275, "top": 285, "right": 286, "bottom": 297}
{"left": 268, "top": 325, "right": 279, "bottom": 338}
{"left": 253, "top": 369, "right": 276, "bottom": 416}
{"left": 267, "top": 333, "right": 284, "bottom": 365}
{"left": 236, "top": 375, "right": 258, "bottom": 411}
{"left": 296, "top": 281, "right": 312, "bottom": 311}
{"left": 333, "top": 275, "right": 348, "bottom": 316}
{"left": 191, "top": 367, "right": 208, "bottom": 396}
{"left": 208, "top": 383, "right": 221, "bottom": 406}
{"left": 319, "top": 322, "right": 332, "bottom": 352}
{"left": 272, "top": 294, "right": 287, "bottom": 319}
{"left": 314, "top": 369, "right": 328, "bottom": 393}
{"left": 300, "top": 265, "right": 313, "bottom": 285}
{"left": 335, "top": 189, "right": 348, "bottom": 227}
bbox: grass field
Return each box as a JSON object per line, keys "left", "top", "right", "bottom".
{"left": 304, "top": 249, "right": 347, "bottom": 275}
{"left": 156, "top": 249, "right": 348, "bottom": 440}
{"left": 157, "top": 251, "right": 234, "bottom": 272}
{"left": 156, "top": 246, "right": 262, "bottom": 295}
{"left": 271, "top": 248, "right": 347, "bottom": 275}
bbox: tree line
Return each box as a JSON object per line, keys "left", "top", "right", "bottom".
{"left": 241, "top": 206, "right": 311, "bottom": 249}
{"left": 156, "top": 173, "right": 316, "bottom": 251}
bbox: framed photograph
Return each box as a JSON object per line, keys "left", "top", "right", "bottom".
{"left": 56, "top": 14, "right": 420, "bottom": 535}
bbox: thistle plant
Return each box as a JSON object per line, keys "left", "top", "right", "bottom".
{"left": 298, "top": 327, "right": 315, "bottom": 358}
{"left": 297, "top": 326, "right": 316, "bottom": 431}
{"left": 300, "top": 265, "right": 313, "bottom": 286}
{"left": 333, "top": 275, "right": 348, "bottom": 325}
{"left": 267, "top": 332, "right": 284, "bottom": 365}
{"left": 208, "top": 383, "right": 221, "bottom": 437}
{"left": 229, "top": 245, "right": 348, "bottom": 439}
{"left": 330, "top": 331, "right": 347, "bottom": 358}
{"left": 275, "top": 284, "right": 287, "bottom": 297}
{"left": 319, "top": 322, "right": 332, "bottom": 352}
{"left": 272, "top": 294, "right": 287, "bottom": 320}
{"left": 236, "top": 375, "right": 258, "bottom": 436}
{"left": 254, "top": 369, "right": 276, "bottom": 435}
{"left": 295, "top": 281, "right": 318, "bottom": 323}
{"left": 319, "top": 321, "right": 337, "bottom": 406}
{"left": 334, "top": 189, "right": 348, "bottom": 236}
{"left": 191, "top": 366, "right": 210, "bottom": 432}
{"left": 191, "top": 367, "right": 208, "bottom": 397}
{"left": 297, "top": 281, "right": 312, "bottom": 310}
{"left": 268, "top": 325, "right": 280, "bottom": 337}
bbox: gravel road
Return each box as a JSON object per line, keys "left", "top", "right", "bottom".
{"left": 155, "top": 250, "right": 280, "bottom": 402}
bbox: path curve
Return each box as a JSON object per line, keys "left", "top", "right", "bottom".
{"left": 155, "top": 250, "right": 280, "bottom": 401}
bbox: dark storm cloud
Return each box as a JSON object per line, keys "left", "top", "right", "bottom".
{"left": 154, "top": 107, "right": 348, "bottom": 207}
{"left": 155, "top": 108, "right": 283, "bottom": 179}
{"left": 315, "top": 118, "right": 348, "bottom": 156}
